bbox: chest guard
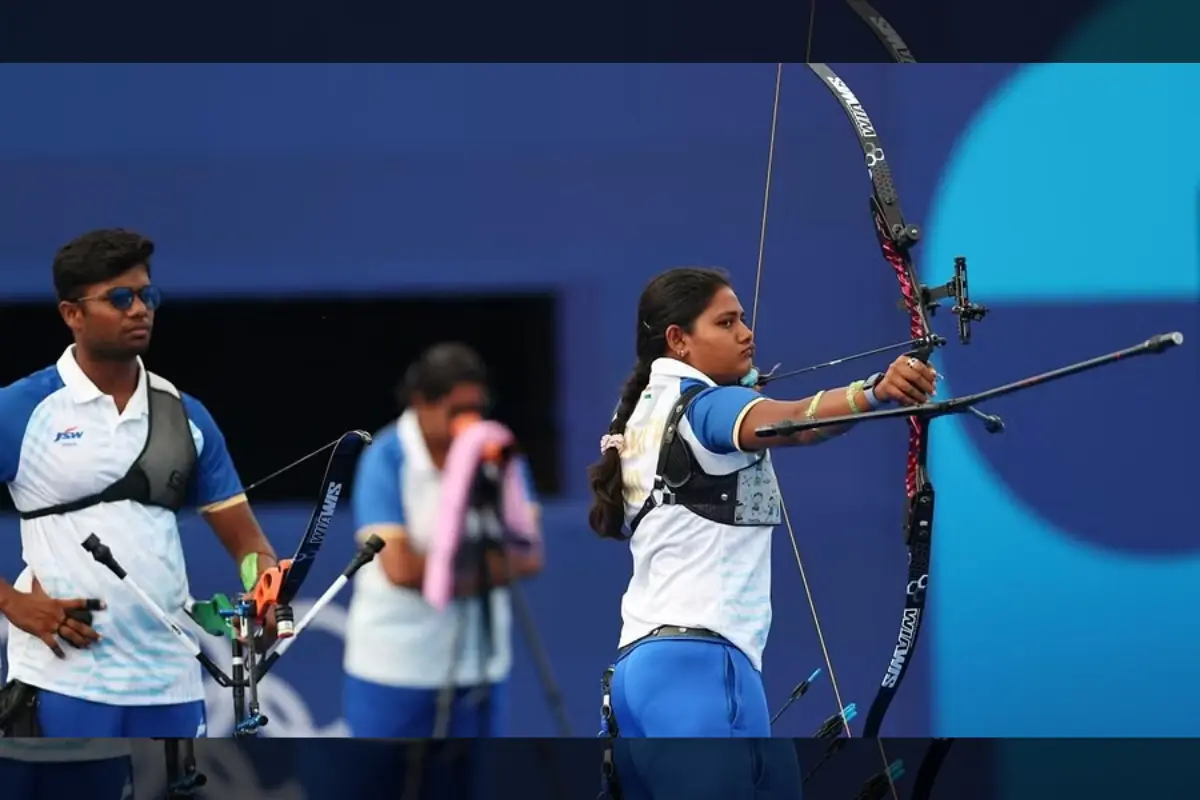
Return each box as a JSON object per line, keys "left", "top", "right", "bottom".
{"left": 628, "top": 384, "right": 782, "bottom": 535}
{"left": 19, "top": 378, "right": 198, "bottom": 521}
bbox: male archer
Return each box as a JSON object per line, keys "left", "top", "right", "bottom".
{"left": 0, "top": 228, "right": 279, "bottom": 744}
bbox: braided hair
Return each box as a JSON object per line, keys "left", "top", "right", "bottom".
{"left": 587, "top": 267, "right": 733, "bottom": 539}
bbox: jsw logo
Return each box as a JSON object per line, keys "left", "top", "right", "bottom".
{"left": 53, "top": 427, "right": 83, "bottom": 443}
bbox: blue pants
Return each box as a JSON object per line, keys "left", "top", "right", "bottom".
{"left": 310, "top": 677, "right": 508, "bottom": 800}
{"left": 343, "top": 674, "right": 508, "bottom": 737}
{"left": 36, "top": 688, "right": 207, "bottom": 737}
{"left": 0, "top": 756, "right": 133, "bottom": 800}
{"left": 608, "top": 638, "right": 803, "bottom": 800}
{"left": 612, "top": 636, "right": 772, "bottom": 736}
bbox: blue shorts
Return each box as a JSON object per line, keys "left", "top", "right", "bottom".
{"left": 35, "top": 688, "right": 206, "bottom": 737}
{"left": 307, "top": 676, "right": 508, "bottom": 800}
{"left": 608, "top": 637, "right": 803, "bottom": 800}
{"left": 0, "top": 756, "right": 133, "bottom": 800}
{"left": 342, "top": 674, "right": 508, "bottom": 737}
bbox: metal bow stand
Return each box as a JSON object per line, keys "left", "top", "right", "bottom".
{"left": 80, "top": 532, "right": 386, "bottom": 799}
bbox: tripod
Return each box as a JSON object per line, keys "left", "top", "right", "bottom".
{"left": 404, "top": 460, "right": 571, "bottom": 800}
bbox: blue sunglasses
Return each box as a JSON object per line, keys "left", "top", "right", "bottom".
{"left": 74, "top": 285, "right": 163, "bottom": 311}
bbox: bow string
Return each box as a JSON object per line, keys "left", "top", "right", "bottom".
{"left": 748, "top": 4, "right": 964, "bottom": 800}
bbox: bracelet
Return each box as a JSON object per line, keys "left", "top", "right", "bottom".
{"left": 805, "top": 390, "right": 826, "bottom": 420}
{"left": 845, "top": 380, "right": 866, "bottom": 414}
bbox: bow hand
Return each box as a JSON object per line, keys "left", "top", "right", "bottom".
{"left": 875, "top": 355, "right": 938, "bottom": 406}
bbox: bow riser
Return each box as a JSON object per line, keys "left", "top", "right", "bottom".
{"left": 750, "top": 7, "right": 967, "bottom": 799}
{"left": 807, "top": 61, "right": 942, "bottom": 741}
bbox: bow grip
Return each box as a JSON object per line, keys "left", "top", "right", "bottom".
{"left": 248, "top": 559, "right": 294, "bottom": 619}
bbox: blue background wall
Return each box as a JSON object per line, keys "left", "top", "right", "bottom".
{"left": 0, "top": 59, "right": 1197, "bottom": 776}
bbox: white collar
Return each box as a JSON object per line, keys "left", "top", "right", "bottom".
{"left": 649, "top": 357, "right": 717, "bottom": 387}
{"left": 56, "top": 345, "right": 148, "bottom": 416}
{"left": 397, "top": 409, "right": 436, "bottom": 473}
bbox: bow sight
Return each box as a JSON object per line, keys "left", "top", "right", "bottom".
{"left": 900, "top": 255, "right": 989, "bottom": 347}
{"left": 753, "top": 250, "right": 1005, "bottom": 434}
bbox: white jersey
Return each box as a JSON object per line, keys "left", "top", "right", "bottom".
{"left": 617, "top": 358, "right": 777, "bottom": 671}
{"left": 344, "top": 411, "right": 539, "bottom": 688}
{"left": 0, "top": 347, "right": 245, "bottom": 707}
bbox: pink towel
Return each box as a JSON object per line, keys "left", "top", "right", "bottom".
{"left": 423, "top": 419, "right": 540, "bottom": 610}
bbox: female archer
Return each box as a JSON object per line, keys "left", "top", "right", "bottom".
{"left": 587, "top": 266, "right": 935, "bottom": 794}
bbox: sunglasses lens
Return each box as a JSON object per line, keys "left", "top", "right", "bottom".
{"left": 140, "top": 286, "right": 162, "bottom": 310}
{"left": 107, "top": 288, "right": 136, "bottom": 310}
{"left": 108, "top": 286, "right": 162, "bottom": 311}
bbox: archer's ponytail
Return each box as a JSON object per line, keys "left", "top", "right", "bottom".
{"left": 586, "top": 265, "right": 734, "bottom": 540}
{"left": 587, "top": 359, "right": 653, "bottom": 539}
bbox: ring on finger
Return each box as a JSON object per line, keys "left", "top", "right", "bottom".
{"left": 906, "top": 357, "right": 919, "bottom": 369}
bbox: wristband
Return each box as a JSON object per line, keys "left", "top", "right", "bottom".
{"left": 862, "top": 372, "right": 889, "bottom": 410}
{"left": 846, "top": 380, "right": 866, "bottom": 414}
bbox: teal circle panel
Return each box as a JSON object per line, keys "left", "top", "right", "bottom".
{"left": 924, "top": 61, "right": 1200, "bottom": 739}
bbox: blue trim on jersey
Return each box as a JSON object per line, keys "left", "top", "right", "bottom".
{"left": 680, "top": 378, "right": 762, "bottom": 455}
{"left": 353, "top": 424, "right": 406, "bottom": 527}
{"left": 513, "top": 455, "right": 539, "bottom": 504}
{"left": 181, "top": 393, "right": 244, "bottom": 507}
{"left": 0, "top": 367, "right": 66, "bottom": 483}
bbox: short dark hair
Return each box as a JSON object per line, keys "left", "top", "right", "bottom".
{"left": 52, "top": 228, "right": 155, "bottom": 301}
{"left": 398, "top": 343, "right": 488, "bottom": 406}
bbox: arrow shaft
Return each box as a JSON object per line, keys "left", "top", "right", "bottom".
{"left": 759, "top": 336, "right": 935, "bottom": 385}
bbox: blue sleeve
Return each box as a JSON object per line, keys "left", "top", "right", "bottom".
{"left": 682, "top": 379, "right": 765, "bottom": 455}
{"left": 515, "top": 456, "right": 539, "bottom": 505}
{"left": 182, "top": 393, "right": 245, "bottom": 507}
{"left": 0, "top": 368, "right": 66, "bottom": 484}
{"left": 352, "top": 427, "right": 405, "bottom": 528}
